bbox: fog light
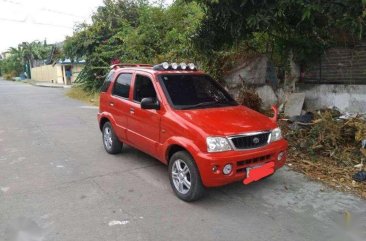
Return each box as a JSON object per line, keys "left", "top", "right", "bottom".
{"left": 277, "top": 151, "right": 285, "bottom": 161}
{"left": 223, "top": 164, "right": 233, "bottom": 175}
{"left": 212, "top": 165, "right": 218, "bottom": 172}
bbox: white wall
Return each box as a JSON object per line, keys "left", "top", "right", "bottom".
{"left": 297, "top": 84, "right": 366, "bottom": 113}
{"left": 31, "top": 64, "right": 84, "bottom": 84}
{"left": 31, "top": 65, "right": 58, "bottom": 82}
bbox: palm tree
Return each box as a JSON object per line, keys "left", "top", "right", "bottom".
{"left": 8, "top": 46, "right": 24, "bottom": 63}
{"left": 9, "top": 41, "right": 51, "bottom": 68}
{"left": 8, "top": 41, "right": 52, "bottom": 78}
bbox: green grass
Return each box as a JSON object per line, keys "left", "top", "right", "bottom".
{"left": 66, "top": 86, "right": 100, "bottom": 106}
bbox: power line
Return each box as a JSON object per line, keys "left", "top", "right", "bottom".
{"left": 0, "top": 16, "right": 73, "bottom": 29}
{"left": 1, "top": 0, "right": 88, "bottom": 20}
{"left": 0, "top": 0, "right": 21, "bottom": 5}
{"left": 33, "top": 20, "right": 73, "bottom": 29}
{"left": 40, "top": 8, "right": 84, "bottom": 19}
{"left": 0, "top": 16, "right": 25, "bottom": 23}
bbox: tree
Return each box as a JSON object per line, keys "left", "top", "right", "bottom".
{"left": 190, "top": 0, "right": 366, "bottom": 78}
{"left": 64, "top": 0, "right": 203, "bottom": 91}
{"left": 0, "top": 40, "right": 51, "bottom": 79}
{"left": 0, "top": 54, "right": 23, "bottom": 79}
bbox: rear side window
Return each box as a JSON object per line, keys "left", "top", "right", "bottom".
{"left": 133, "top": 75, "right": 157, "bottom": 102}
{"left": 112, "top": 73, "right": 132, "bottom": 98}
{"left": 100, "top": 70, "right": 114, "bottom": 92}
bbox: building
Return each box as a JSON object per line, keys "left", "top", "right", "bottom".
{"left": 30, "top": 59, "right": 85, "bottom": 85}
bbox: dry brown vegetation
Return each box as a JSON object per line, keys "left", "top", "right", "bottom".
{"left": 279, "top": 110, "right": 366, "bottom": 198}
{"left": 66, "top": 86, "right": 100, "bottom": 106}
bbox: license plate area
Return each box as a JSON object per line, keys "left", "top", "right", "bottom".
{"left": 243, "top": 162, "right": 275, "bottom": 185}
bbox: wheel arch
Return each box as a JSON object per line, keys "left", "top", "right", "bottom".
{"left": 165, "top": 142, "right": 206, "bottom": 201}
{"left": 166, "top": 145, "right": 187, "bottom": 163}
{"left": 99, "top": 117, "right": 110, "bottom": 131}
{"left": 165, "top": 140, "right": 199, "bottom": 166}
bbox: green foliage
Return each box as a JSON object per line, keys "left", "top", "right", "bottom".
{"left": 0, "top": 55, "right": 23, "bottom": 78}
{"left": 63, "top": 0, "right": 366, "bottom": 91}
{"left": 191, "top": 0, "right": 366, "bottom": 74}
{"left": 63, "top": 0, "right": 204, "bottom": 91}
{"left": 0, "top": 40, "right": 51, "bottom": 78}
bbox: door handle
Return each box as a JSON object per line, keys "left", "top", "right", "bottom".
{"left": 130, "top": 107, "right": 134, "bottom": 114}
{"left": 109, "top": 102, "right": 114, "bottom": 107}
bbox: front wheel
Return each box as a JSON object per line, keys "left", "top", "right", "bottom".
{"left": 168, "top": 151, "right": 205, "bottom": 202}
{"left": 102, "top": 122, "right": 122, "bottom": 154}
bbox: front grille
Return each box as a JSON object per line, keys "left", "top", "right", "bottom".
{"left": 236, "top": 154, "right": 272, "bottom": 173}
{"left": 230, "top": 132, "right": 270, "bottom": 149}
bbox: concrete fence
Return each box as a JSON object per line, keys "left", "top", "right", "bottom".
{"left": 31, "top": 65, "right": 61, "bottom": 83}
{"left": 297, "top": 83, "right": 366, "bottom": 113}
{"left": 31, "top": 64, "right": 84, "bottom": 84}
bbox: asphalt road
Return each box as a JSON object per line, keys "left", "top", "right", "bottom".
{"left": 0, "top": 78, "right": 366, "bottom": 241}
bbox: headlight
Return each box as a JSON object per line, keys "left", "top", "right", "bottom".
{"left": 270, "top": 127, "right": 282, "bottom": 142}
{"left": 206, "top": 137, "right": 232, "bottom": 152}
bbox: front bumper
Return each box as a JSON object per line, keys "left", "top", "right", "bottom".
{"left": 195, "top": 139, "right": 288, "bottom": 187}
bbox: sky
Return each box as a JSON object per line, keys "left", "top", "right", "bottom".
{"left": 0, "top": 0, "right": 105, "bottom": 52}
{"left": 0, "top": 0, "right": 172, "bottom": 52}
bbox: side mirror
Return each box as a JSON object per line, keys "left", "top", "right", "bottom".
{"left": 141, "top": 97, "right": 160, "bottom": 110}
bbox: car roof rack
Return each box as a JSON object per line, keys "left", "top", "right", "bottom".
{"left": 110, "top": 64, "right": 153, "bottom": 70}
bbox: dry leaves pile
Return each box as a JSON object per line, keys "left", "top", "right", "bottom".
{"left": 279, "top": 109, "right": 366, "bottom": 198}
{"left": 237, "top": 85, "right": 263, "bottom": 112}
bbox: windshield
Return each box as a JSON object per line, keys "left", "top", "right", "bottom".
{"left": 159, "top": 74, "right": 238, "bottom": 110}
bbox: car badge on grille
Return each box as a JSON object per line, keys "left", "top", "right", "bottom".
{"left": 252, "top": 137, "right": 260, "bottom": 144}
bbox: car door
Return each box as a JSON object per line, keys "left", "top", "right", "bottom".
{"left": 109, "top": 72, "right": 134, "bottom": 140}
{"left": 127, "top": 73, "right": 162, "bottom": 158}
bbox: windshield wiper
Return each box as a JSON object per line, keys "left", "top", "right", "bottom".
{"left": 180, "top": 101, "right": 225, "bottom": 110}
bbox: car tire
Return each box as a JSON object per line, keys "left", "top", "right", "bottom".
{"left": 168, "top": 151, "right": 205, "bottom": 202}
{"left": 102, "top": 122, "right": 122, "bottom": 154}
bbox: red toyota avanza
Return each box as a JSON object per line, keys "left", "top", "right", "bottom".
{"left": 97, "top": 62, "right": 288, "bottom": 201}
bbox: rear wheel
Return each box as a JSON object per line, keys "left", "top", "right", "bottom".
{"left": 168, "top": 151, "right": 205, "bottom": 201}
{"left": 102, "top": 122, "right": 122, "bottom": 154}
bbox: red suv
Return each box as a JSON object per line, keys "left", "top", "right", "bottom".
{"left": 98, "top": 62, "right": 288, "bottom": 201}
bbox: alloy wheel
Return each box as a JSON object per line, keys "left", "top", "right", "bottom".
{"left": 171, "top": 159, "right": 191, "bottom": 194}
{"left": 103, "top": 126, "right": 113, "bottom": 150}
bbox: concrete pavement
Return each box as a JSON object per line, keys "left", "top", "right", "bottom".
{"left": 25, "top": 79, "right": 72, "bottom": 88}
{"left": 0, "top": 78, "right": 365, "bottom": 241}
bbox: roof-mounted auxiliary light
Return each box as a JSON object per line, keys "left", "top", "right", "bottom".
{"left": 162, "top": 62, "right": 170, "bottom": 70}
{"left": 152, "top": 62, "right": 197, "bottom": 71}
{"left": 188, "top": 63, "right": 196, "bottom": 70}
{"left": 171, "top": 63, "right": 178, "bottom": 70}
{"left": 180, "top": 62, "right": 187, "bottom": 70}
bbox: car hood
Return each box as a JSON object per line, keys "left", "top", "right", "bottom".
{"left": 175, "top": 105, "right": 277, "bottom": 136}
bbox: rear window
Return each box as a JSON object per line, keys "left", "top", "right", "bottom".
{"left": 100, "top": 70, "right": 114, "bottom": 92}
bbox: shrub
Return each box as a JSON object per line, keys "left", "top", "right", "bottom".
{"left": 3, "top": 71, "right": 17, "bottom": 80}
